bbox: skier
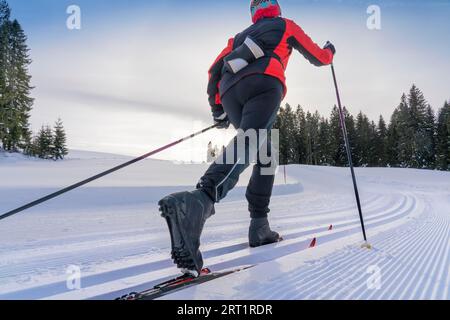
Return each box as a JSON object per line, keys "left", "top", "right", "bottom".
{"left": 159, "top": 0, "right": 335, "bottom": 276}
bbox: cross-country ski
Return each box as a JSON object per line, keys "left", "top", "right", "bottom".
{"left": 117, "top": 266, "right": 254, "bottom": 300}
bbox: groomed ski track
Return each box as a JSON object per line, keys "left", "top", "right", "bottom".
{"left": 0, "top": 153, "right": 448, "bottom": 300}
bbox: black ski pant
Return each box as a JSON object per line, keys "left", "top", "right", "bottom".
{"left": 198, "top": 74, "right": 283, "bottom": 218}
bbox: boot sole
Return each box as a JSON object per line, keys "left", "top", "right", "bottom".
{"left": 159, "top": 195, "right": 202, "bottom": 275}
{"left": 249, "top": 236, "right": 283, "bottom": 248}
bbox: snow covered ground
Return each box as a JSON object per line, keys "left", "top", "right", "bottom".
{"left": 0, "top": 150, "right": 449, "bottom": 300}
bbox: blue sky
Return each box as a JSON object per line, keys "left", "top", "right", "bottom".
{"left": 7, "top": 0, "right": 450, "bottom": 160}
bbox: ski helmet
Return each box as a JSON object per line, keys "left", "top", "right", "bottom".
{"left": 250, "top": 0, "right": 282, "bottom": 24}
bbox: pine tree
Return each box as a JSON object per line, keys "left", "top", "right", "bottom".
{"left": 304, "top": 111, "right": 313, "bottom": 165}
{"left": 366, "top": 121, "right": 378, "bottom": 167}
{"left": 0, "top": 0, "right": 9, "bottom": 22}
{"left": 355, "top": 111, "right": 372, "bottom": 167}
{"left": 293, "top": 105, "right": 307, "bottom": 164}
{"left": 390, "top": 94, "right": 410, "bottom": 167}
{"left": 436, "top": 101, "right": 450, "bottom": 170}
{"left": 0, "top": 1, "right": 63, "bottom": 159}
{"left": 384, "top": 86, "right": 437, "bottom": 169}
{"left": 274, "top": 104, "right": 297, "bottom": 164}
{"left": 345, "top": 109, "right": 357, "bottom": 161}
{"left": 396, "top": 92, "right": 417, "bottom": 167}
{"left": 273, "top": 85, "right": 441, "bottom": 170}
{"left": 406, "top": 85, "right": 435, "bottom": 168}
{"left": 273, "top": 107, "right": 288, "bottom": 165}
{"left": 386, "top": 108, "right": 400, "bottom": 167}
{"left": 36, "top": 125, "right": 54, "bottom": 159}
{"left": 317, "top": 117, "right": 332, "bottom": 165}
{"left": 24, "top": 134, "right": 39, "bottom": 157}
{"left": 423, "top": 105, "right": 437, "bottom": 168}
{"left": 304, "top": 111, "right": 320, "bottom": 165}
{"left": 53, "top": 118, "right": 68, "bottom": 160}
{"left": 374, "top": 115, "right": 388, "bottom": 166}
{"left": 328, "top": 106, "right": 344, "bottom": 166}
{"left": 0, "top": 6, "right": 34, "bottom": 153}
{"left": 0, "top": 0, "right": 11, "bottom": 150}
{"left": 329, "top": 106, "right": 356, "bottom": 167}
{"left": 1, "top": 19, "right": 34, "bottom": 151}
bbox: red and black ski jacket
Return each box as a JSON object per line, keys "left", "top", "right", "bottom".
{"left": 207, "top": 17, "right": 334, "bottom": 109}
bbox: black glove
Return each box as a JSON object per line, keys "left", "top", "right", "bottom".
{"left": 211, "top": 104, "right": 230, "bottom": 129}
{"left": 324, "top": 41, "right": 336, "bottom": 55}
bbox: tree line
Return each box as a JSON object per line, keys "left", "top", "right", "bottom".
{"left": 0, "top": 0, "right": 68, "bottom": 160}
{"left": 274, "top": 84, "right": 450, "bottom": 171}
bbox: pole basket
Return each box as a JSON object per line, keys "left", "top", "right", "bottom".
{"left": 361, "top": 241, "right": 373, "bottom": 250}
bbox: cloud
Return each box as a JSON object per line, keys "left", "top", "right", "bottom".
{"left": 41, "top": 87, "right": 209, "bottom": 120}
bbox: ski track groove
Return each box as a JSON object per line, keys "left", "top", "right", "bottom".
{"left": 100, "top": 193, "right": 417, "bottom": 300}
{"left": 310, "top": 216, "right": 428, "bottom": 300}
{"left": 1, "top": 160, "right": 449, "bottom": 300}
{"left": 282, "top": 212, "right": 424, "bottom": 300}
{"left": 397, "top": 215, "right": 448, "bottom": 300}
{"left": 266, "top": 193, "right": 384, "bottom": 220}
{"left": 8, "top": 192, "right": 416, "bottom": 301}
{"left": 350, "top": 213, "right": 435, "bottom": 300}
{"left": 268, "top": 204, "right": 425, "bottom": 300}
{"left": 400, "top": 211, "right": 442, "bottom": 299}
{"left": 360, "top": 206, "right": 449, "bottom": 299}
{"left": 2, "top": 170, "right": 448, "bottom": 301}
{"left": 370, "top": 212, "right": 434, "bottom": 299}
{"left": 96, "top": 193, "right": 415, "bottom": 300}
{"left": 347, "top": 218, "right": 430, "bottom": 299}
{"left": 375, "top": 216, "right": 441, "bottom": 299}
{"left": 415, "top": 216, "right": 449, "bottom": 300}
{"left": 271, "top": 215, "right": 413, "bottom": 299}
{"left": 430, "top": 218, "right": 450, "bottom": 299}
{"left": 0, "top": 192, "right": 401, "bottom": 299}
{"left": 262, "top": 227, "right": 394, "bottom": 300}
{"left": 445, "top": 239, "right": 450, "bottom": 300}
{"left": 0, "top": 193, "right": 386, "bottom": 280}
{"left": 356, "top": 203, "right": 433, "bottom": 299}
{"left": 332, "top": 210, "right": 427, "bottom": 299}
{"left": 239, "top": 193, "right": 435, "bottom": 300}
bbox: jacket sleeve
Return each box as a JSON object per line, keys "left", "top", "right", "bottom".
{"left": 207, "top": 38, "right": 234, "bottom": 108}
{"left": 285, "top": 19, "right": 333, "bottom": 67}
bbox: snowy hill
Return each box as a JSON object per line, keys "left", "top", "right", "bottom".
{"left": 0, "top": 151, "right": 449, "bottom": 300}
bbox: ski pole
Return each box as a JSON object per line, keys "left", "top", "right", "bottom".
{"left": 0, "top": 123, "right": 219, "bottom": 222}
{"left": 330, "top": 63, "right": 371, "bottom": 248}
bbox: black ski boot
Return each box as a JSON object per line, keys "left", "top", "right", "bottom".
{"left": 158, "top": 190, "right": 215, "bottom": 277}
{"left": 249, "top": 217, "right": 282, "bottom": 248}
